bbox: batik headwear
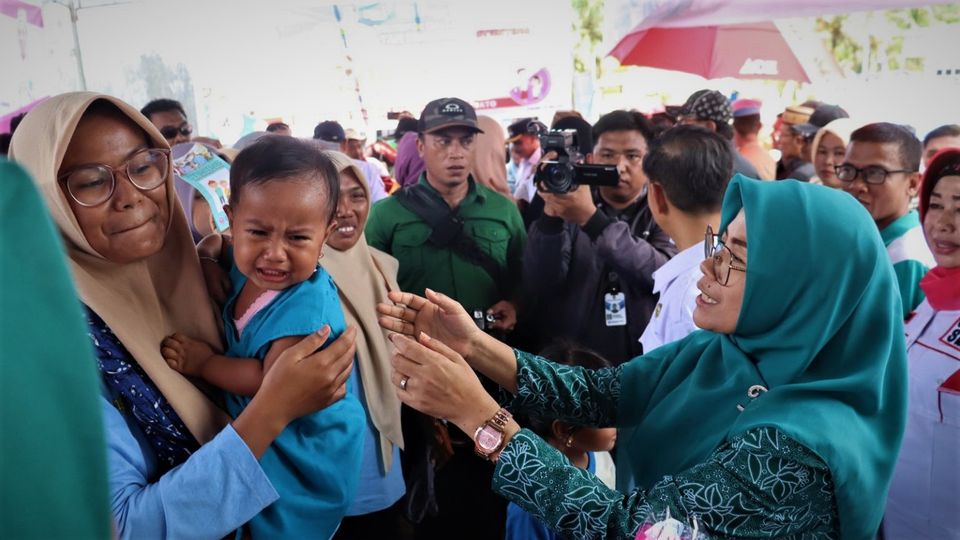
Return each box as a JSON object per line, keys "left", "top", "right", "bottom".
{"left": 0, "top": 160, "right": 110, "bottom": 539}
{"left": 918, "top": 147, "right": 960, "bottom": 310}
{"left": 471, "top": 116, "right": 511, "bottom": 196}
{"left": 680, "top": 89, "right": 732, "bottom": 125}
{"left": 320, "top": 150, "right": 404, "bottom": 471}
{"left": 8, "top": 92, "right": 228, "bottom": 444}
{"left": 618, "top": 175, "right": 906, "bottom": 539}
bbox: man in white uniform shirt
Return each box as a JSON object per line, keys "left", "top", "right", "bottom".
{"left": 313, "top": 121, "right": 388, "bottom": 203}
{"left": 640, "top": 125, "right": 735, "bottom": 352}
{"left": 506, "top": 118, "right": 544, "bottom": 204}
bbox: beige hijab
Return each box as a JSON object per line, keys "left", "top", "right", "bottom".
{"left": 9, "top": 92, "right": 228, "bottom": 444}
{"left": 472, "top": 116, "right": 511, "bottom": 196}
{"left": 321, "top": 150, "right": 404, "bottom": 472}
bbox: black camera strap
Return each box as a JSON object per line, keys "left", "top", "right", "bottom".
{"left": 394, "top": 184, "right": 509, "bottom": 297}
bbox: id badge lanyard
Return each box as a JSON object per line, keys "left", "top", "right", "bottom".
{"left": 604, "top": 271, "right": 627, "bottom": 327}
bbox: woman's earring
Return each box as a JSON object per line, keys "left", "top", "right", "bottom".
{"left": 565, "top": 435, "right": 574, "bottom": 448}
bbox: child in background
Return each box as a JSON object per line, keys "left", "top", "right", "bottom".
{"left": 506, "top": 341, "right": 617, "bottom": 540}
{"left": 162, "top": 136, "right": 364, "bottom": 539}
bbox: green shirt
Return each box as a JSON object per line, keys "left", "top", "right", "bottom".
{"left": 879, "top": 210, "right": 934, "bottom": 317}
{"left": 366, "top": 174, "right": 526, "bottom": 310}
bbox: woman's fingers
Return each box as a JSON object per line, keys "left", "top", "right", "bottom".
{"left": 282, "top": 325, "right": 334, "bottom": 362}
{"left": 424, "top": 288, "right": 464, "bottom": 315}
{"left": 387, "top": 290, "right": 430, "bottom": 311}
{"left": 417, "top": 332, "right": 468, "bottom": 366}
{"left": 375, "top": 302, "right": 419, "bottom": 322}
{"left": 390, "top": 348, "right": 424, "bottom": 374}
{"left": 378, "top": 316, "right": 415, "bottom": 336}
{"left": 389, "top": 333, "right": 437, "bottom": 363}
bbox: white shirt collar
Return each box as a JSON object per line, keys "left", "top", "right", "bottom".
{"left": 651, "top": 240, "right": 705, "bottom": 294}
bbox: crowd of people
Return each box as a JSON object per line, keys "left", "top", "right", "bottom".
{"left": 0, "top": 86, "right": 957, "bottom": 540}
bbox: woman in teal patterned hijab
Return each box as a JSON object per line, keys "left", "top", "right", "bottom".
{"left": 379, "top": 175, "right": 907, "bottom": 539}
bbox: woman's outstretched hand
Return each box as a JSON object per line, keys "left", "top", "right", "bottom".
{"left": 377, "top": 288, "right": 482, "bottom": 358}
{"left": 389, "top": 332, "right": 499, "bottom": 436}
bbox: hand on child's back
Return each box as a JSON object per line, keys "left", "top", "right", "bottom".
{"left": 161, "top": 333, "right": 215, "bottom": 376}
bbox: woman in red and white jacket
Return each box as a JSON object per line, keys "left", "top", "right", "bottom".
{"left": 884, "top": 147, "right": 960, "bottom": 539}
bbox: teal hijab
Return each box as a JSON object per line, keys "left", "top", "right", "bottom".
{"left": 618, "top": 175, "right": 907, "bottom": 539}
{"left": 0, "top": 159, "right": 111, "bottom": 538}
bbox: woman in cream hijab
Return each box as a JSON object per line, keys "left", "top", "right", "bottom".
{"left": 9, "top": 92, "right": 358, "bottom": 540}
{"left": 811, "top": 118, "right": 857, "bottom": 189}
{"left": 471, "top": 116, "right": 512, "bottom": 197}
{"left": 322, "top": 150, "right": 408, "bottom": 538}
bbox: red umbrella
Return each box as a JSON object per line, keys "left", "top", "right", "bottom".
{"left": 609, "top": 21, "right": 809, "bottom": 82}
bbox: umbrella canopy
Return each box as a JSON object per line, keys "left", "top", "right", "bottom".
{"left": 609, "top": 21, "right": 809, "bottom": 82}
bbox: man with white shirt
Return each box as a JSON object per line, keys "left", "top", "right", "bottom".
{"left": 506, "top": 118, "right": 544, "bottom": 204}
{"left": 312, "top": 120, "right": 388, "bottom": 203}
{"left": 640, "top": 125, "right": 734, "bottom": 352}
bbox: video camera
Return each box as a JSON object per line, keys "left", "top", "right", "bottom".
{"left": 535, "top": 129, "right": 619, "bottom": 194}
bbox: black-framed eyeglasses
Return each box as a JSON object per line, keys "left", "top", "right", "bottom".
{"left": 705, "top": 225, "right": 746, "bottom": 286}
{"left": 159, "top": 123, "right": 192, "bottom": 140}
{"left": 835, "top": 164, "right": 914, "bottom": 185}
{"left": 58, "top": 148, "right": 170, "bottom": 207}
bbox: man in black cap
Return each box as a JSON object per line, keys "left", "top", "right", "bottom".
{"left": 393, "top": 115, "right": 419, "bottom": 142}
{"left": 313, "top": 119, "right": 387, "bottom": 201}
{"left": 790, "top": 104, "right": 849, "bottom": 175}
{"left": 313, "top": 120, "right": 347, "bottom": 147}
{"left": 366, "top": 98, "right": 526, "bottom": 539}
{"left": 678, "top": 89, "right": 760, "bottom": 179}
{"left": 506, "top": 117, "right": 544, "bottom": 203}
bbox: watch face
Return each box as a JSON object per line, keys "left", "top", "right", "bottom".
{"left": 477, "top": 426, "right": 502, "bottom": 451}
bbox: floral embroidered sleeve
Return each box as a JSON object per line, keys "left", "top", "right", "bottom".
{"left": 499, "top": 349, "right": 623, "bottom": 427}
{"left": 492, "top": 426, "right": 838, "bottom": 539}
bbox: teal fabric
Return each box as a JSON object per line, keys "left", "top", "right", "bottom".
{"left": 891, "top": 259, "right": 927, "bottom": 316}
{"left": 0, "top": 159, "right": 111, "bottom": 538}
{"left": 615, "top": 176, "right": 906, "bottom": 539}
{"left": 880, "top": 210, "right": 928, "bottom": 316}
{"left": 222, "top": 255, "right": 365, "bottom": 540}
{"left": 878, "top": 209, "right": 920, "bottom": 246}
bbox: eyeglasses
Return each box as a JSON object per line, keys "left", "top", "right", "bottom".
{"left": 159, "top": 123, "right": 192, "bottom": 141}
{"left": 58, "top": 148, "right": 170, "bottom": 207}
{"left": 835, "top": 164, "right": 914, "bottom": 185}
{"left": 705, "top": 225, "right": 746, "bottom": 286}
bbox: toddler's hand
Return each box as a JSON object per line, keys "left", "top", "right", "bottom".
{"left": 162, "top": 333, "right": 215, "bottom": 376}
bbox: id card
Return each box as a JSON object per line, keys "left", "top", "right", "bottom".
{"left": 604, "top": 292, "right": 627, "bottom": 327}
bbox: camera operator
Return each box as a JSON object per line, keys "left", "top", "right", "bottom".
{"left": 522, "top": 110, "right": 677, "bottom": 364}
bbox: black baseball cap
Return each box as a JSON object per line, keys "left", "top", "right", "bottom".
{"left": 313, "top": 120, "right": 346, "bottom": 142}
{"left": 418, "top": 97, "right": 483, "bottom": 135}
{"left": 792, "top": 104, "right": 849, "bottom": 138}
{"left": 393, "top": 117, "right": 419, "bottom": 140}
{"left": 507, "top": 118, "right": 547, "bottom": 143}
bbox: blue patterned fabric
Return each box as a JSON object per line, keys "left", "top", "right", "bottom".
{"left": 85, "top": 306, "right": 198, "bottom": 476}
